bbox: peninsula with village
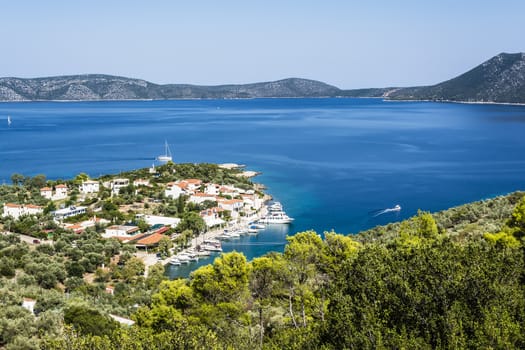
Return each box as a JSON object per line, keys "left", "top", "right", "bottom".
{"left": 0, "top": 162, "right": 289, "bottom": 280}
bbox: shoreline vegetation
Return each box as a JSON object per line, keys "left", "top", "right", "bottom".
{"left": 1, "top": 163, "right": 525, "bottom": 348}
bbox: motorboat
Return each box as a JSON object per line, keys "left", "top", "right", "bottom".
{"left": 196, "top": 250, "right": 211, "bottom": 257}
{"left": 249, "top": 223, "right": 265, "bottom": 229}
{"left": 169, "top": 258, "right": 181, "bottom": 266}
{"left": 176, "top": 254, "right": 191, "bottom": 264}
{"left": 258, "top": 211, "right": 294, "bottom": 224}
{"left": 201, "top": 239, "right": 223, "bottom": 252}
{"left": 201, "top": 244, "right": 223, "bottom": 252}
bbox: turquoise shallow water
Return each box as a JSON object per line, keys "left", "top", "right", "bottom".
{"left": 1, "top": 98, "right": 525, "bottom": 277}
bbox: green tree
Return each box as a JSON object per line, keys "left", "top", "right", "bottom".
{"left": 63, "top": 305, "right": 117, "bottom": 337}
{"left": 10, "top": 173, "right": 25, "bottom": 186}
{"left": 176, "top": 212, "right": 206, "bottom": 236}
{"left": 284, "top": 231, "right": 324, "bottom": 328}
{"left": 157, "top": 236, "right": 172, "bottom": 257}
{"left": 122, "top": 256, "right": 145, "bottom": 282}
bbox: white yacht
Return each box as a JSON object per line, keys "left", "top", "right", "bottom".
{"left": 175, "top": 254, "right": 191, "bottom": 264}
{"left": 258, "top": 211, "right": 294, "bottom": 224}
{"left": 268, "top": 202, "right": 283, "bottom": 211}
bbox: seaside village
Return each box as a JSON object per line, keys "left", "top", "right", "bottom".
{"left": 0, "top": 162, "right": 288, "bottom": 271}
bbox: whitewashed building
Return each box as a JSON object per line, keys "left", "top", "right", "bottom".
{"left": 241, "top": 194, "right": 264, "bottom": 210}
{"left": 200, "top": 208, "right": 225, "bottom": 227}
{"left": 189, "top": 193, "right": 217, "bottom": 204}
{"left": 103, "top": 225, "right": 140, "bottom": 238}
{"left": 53, "top": 206, "right": 87, "bottom": 220}
{"left": 108, "top": 178, "right": 130, "bottom": 195}
{"left": 80, "top": 180, "right": 100, "bottom": 194}
{"left": 204, "top": 183, "right": 221, "bottom": 195}
{"left": 54, "top": 184, "right": 68, "bottom": 199}
{"left": 133, "top": 179, "right": 150, "bottom": 187}
{"left": 165, "top": 182, "right": 184, "bottom": 199}
{"left": 2, "top": 203, "right": 43, "bottom": 220}
{"left": 40, "top": 187, "right": 53, "bottom": 200}
{"left": 217, "top": 199, "right": 244, "bottom": 213}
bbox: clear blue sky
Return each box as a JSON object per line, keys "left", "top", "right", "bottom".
{"left": 1, "top": 0, "right": 523, "bottom": 89}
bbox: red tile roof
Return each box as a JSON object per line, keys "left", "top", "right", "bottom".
{"left": 184, "top": 179, "right": 202, "bottom": 184}
{"left": 136, "top": 232, "right": 165, "bottom": 246}
{"left": 155, "top": 226, "right": 170, "bottom": 235}
{"left": 5, "top": 203, "right": 21, "bottom": 208}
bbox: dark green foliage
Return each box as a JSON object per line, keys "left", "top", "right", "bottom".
{"left": 1, "top": 172, "right": 525, "bottom": 349}
{"left": 63, "top": 305, "right": 118, "bottom": 337}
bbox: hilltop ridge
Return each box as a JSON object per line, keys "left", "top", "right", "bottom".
{"left": 2, "top": 52, "right": 525, "bottom": 103}
{"left": 0, "top": 75, "right": 340, "bottom": 101}
{"left": 384, "top": 52, "right": 525, "bottom": 103}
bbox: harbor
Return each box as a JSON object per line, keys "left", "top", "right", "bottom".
{"left": 155, "top": 201, "right": 295, "bottom": 278}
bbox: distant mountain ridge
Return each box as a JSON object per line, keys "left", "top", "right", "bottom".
{"left": 0, "top": 75, "right": 340, "bottom": 101}
{"left": 1, "top": 52, "right": 524, "bottom": 103}
{"left": 355, "top": 52, "right": 525, "bottom": 104}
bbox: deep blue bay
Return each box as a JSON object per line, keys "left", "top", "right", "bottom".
{"left": 1, "top": 98, "right": 525, "bottom": 276}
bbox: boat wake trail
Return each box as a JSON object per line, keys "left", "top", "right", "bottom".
{"left": 369, "top": 205, "right": 402, "bottom": 217}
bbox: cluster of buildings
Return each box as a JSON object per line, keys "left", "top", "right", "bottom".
{"left": 2, "top": 175, "right": 264, "bottom": 250}
{"left": 40, "top": 184, "right": 68, "bottom": 200}
{"left": 2, "top": 203, "right": 44, "bottom": 220}
{"left": 165, "top": 178, "right": 264, "bottom": 224}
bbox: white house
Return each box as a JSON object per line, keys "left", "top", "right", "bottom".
{"left": 241, "top": 194, "right": 263, "bottom": 210}
{"left": 2, "top": 203, "right": 43, "bottom": 220}
{"left": 219, "top": 185, "right": 240, "bottom": 198}
{"left": 103, "top": 225, "right": 140, "bottom": 238}
{"left": 200, "top": 208, "right": 225, "bottom": 227}
{"left": 40, "top": 187, "right": 53, "bottom": 200}
{"left": 54, "top": 184, "right": 68, "bottom": 199}
{"left": 189, "top": 193, "right": 217, "bottom": 204}
{"left": 80, "top": 180, "right": 100, "bottom": 194}
{"left": 204, "top": 183, "right": 221, "bottom": 195}
{"left": 53, "top": 206, "right": 87, "bottom": 220}
{"left": 217, "top": 199, "right": 244, "bottom": 212}
{"left": 165, "top": 182, "right": 184, "bottom": 199}
{"left": 178, "top": 179, "right": 202, "bottom": 193}
{"left": 108, "top": 178, "right": 130, "bottom": 195}
{"left": 133, "top": 179, "right": 150, "bottom": 187}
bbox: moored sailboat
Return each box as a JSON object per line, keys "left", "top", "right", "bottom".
{"left": 157, "top": 140, "right": 172, "bottom": 162}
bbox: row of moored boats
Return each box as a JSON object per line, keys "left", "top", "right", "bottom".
{"left": 169, "top": 201, "right": 293, "bottom": 266}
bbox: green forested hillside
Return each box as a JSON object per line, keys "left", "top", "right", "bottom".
{"left": 36, "top": 192, "right": 525, "bottom": 349}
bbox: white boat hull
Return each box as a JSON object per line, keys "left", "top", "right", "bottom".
{"left": 157, "top": 156, "right": 172, "bottom": 162}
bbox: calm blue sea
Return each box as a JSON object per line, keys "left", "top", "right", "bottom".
{"left": 1, "top": 98, "right": 525, "bottom": 277}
